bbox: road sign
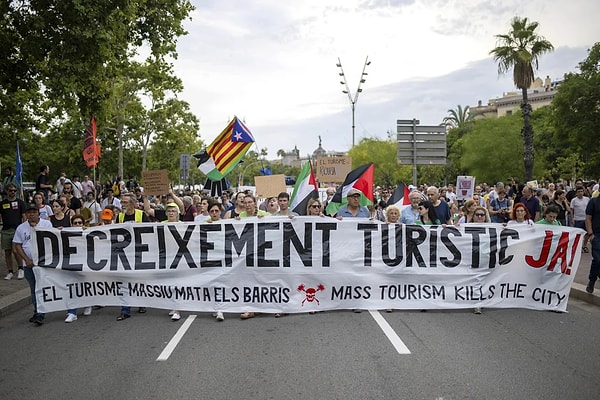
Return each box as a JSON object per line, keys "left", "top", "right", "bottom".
{"left": 397, "top": 125, "right": 446, "bottom": 133}
{"left": 397, "top": 119, "right": 420, "bottom": 125}
{"left": 179, "top": 153, "right": 190, "bottom": 182}
{"left": 396, "top": 119, "right": 447, "bottom": 185}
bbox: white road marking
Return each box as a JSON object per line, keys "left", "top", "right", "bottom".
{"left": 368, "top": 310, "right": 411, "bottom": 354}
{"left": 156, "top": 314, "right": 197, "bottom": 361}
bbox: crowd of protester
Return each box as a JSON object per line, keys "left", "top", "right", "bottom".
{"left": 2, "top": 167, "right": 598, "bottom": 325}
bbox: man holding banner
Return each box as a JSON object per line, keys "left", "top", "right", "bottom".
{"left": 13, "top": 204, "right": 52, "bottom": 325}
{"left": 585, "top": 195, "right": 600, "bottom": 293}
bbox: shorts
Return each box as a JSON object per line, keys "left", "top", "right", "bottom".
{"left": 1, "top": 229, "right": 16, "bottom": 251}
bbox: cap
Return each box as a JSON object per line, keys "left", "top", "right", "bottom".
{"left": 101, "top": 209, "right": 114, "bottom": 220}
{"left": 347, "top": 188, "right": 361, "bottom": 197}
{"left": 165, "top": 202, "right": 180, "bottom": 213}
{"left": 26, "top": 204, "right": 38, "bottom": 212}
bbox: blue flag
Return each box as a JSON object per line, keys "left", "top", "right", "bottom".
{"left": 16, "top": 141, "right": 23, "bottom": 187}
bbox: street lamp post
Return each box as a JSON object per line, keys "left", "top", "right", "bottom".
{"left": 238, "top": 159, "right": 266, "bottom": 188}
{"left": 337, "top": 56, "right": 370, "bottom": 147}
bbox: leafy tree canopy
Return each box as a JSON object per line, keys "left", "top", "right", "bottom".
{"left": 348, "top": 137, "right": 411, "bottom": 187}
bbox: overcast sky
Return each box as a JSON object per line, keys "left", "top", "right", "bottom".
{"left": 172, "top": 0, "right": 600, "bottom": 159}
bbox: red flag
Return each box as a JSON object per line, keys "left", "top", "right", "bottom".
{"left": 83, "top": 116, "right": 100, "bottom": 168}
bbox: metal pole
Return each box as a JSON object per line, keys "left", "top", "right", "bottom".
{"left": 337, "top": 56, "right": 369, "bottom": 148}
{"left": 351, "top": 103, "right": 356, "bottom": 147}
{"left": 412, "top": 118, "right": 418, "bottom": 187}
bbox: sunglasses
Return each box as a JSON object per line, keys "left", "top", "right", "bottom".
{"left": 7, "top": 189, "right": 16, "bottom": 193}
{"left": 474, "top": 213, "right": 486, "bottom": 217}
{"left": 72, "top": 221, "right": 84, "bottom": 225}
{"left": 310, "top": 204, "right": 321, "bottom": 208}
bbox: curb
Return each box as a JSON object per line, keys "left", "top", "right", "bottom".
{"left": 570, "top": 282, "right": 600, "bottom": 306}
{"left": 0, "top": 288, "right": 31, "bottom": 319}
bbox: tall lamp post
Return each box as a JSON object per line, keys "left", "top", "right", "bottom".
{"left": 337, "top": 56, "right": 370, "bottom": 147}
{"left": 238, "top": 159, "right": 267, "bottom": 188}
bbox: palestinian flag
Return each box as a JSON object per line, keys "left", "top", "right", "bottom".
{"left": 386, "top": 183, "right": 411, "bottom": 207}
{"left": 289, "top": 161, "right": 319, "bottom": 215}
{"left": 325, "top": 163, "right": 374, "bottom": 216}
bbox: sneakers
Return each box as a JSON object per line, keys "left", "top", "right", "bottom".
{"left": 138, "top": 307, "right": 147, "bottom": 313}
{"left": 240, "top": 312, "right": 255, "bottom": 319}
{"left": 474, "top": 307, "right": 482, "bottom": 314}
{"left": 17, "top": 269, "right": 24, "bottom": 280}
{"left": 4, "top": 272, "right": 13, "bottom": 280}
{"left": 215, "top": 312, "right": 224, "bottom": 321}
{"left": 64, "top": 313, "right": 78, "bottom": 323}
{"left": 32, "top": 315, "right": 44, "bottom": 325}
{"left": 171, "top": 311, "right": 181, "bottom": 321}
{"left": 168, "top": 310, "right": 175, "bottom": 316}
{"left": 116, "top": 313, "right": 130, "bottom": 321}
{"left": 83, "top": 307, "right": 92, "bottom": 316}
{"left": 586, "top": 280, "right": 595, "bottom": 294}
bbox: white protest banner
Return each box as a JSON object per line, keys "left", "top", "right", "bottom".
{"left": 31, "top": 218, "right": 583, "bottom": 313}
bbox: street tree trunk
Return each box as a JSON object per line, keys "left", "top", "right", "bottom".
{"left": 520, "top": 87, "right": 534, "bottom": 181}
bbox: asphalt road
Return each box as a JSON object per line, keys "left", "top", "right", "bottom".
{"left": 1, "top": 298, "right": 599, "bottom": 400}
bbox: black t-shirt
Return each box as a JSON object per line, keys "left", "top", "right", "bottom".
{"left": 36, "top": 173, "right": 50, "bottom": 199}
{"left": 586, "top": 196, "right": 600, "bottom": 233}
{"left": 0, "top": 198, "right": 26, "bottom": 229}
{"left": 154, "top": 209, "right": 167, "bottom": 222}
{"left": 69, "top": 197, "right": 82, "bottom": 211}
{"left": 50, "top": 214, "right": 71, "bottom": 228}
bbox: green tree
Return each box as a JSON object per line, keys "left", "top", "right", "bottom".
{"left": 443, "top": 105, "right": 472, "bottom": 129}
{"left": 551, "top": 42, "right": 600, "bottom": 178}
{"left": 347, "top": 137, "right": 411, "bottom": 187}
{"left": 146, "top": 99, "right": 201, "bottom": 183}
{"left": 1, "top": 0, "right": 195, "bottom": 183}
{"left": 490, "top": 16, "right": 554, "bottom": 181}
{"left": 459, "top": 114, "right": 525, "bottom": 183}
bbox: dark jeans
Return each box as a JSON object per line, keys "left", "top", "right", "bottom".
{"left": 24, "top": 267, "right": 45, "bottom": 317}
{"left": 589, "top": 235, "right": 600, "bottom": 282}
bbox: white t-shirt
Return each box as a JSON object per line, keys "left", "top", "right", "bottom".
{"left": 83, "top": 200, "right": 103, "bottom": 225}
{"left": 507, "top": 219, "right": 534, "bottom": 226}
{"left": 570, "top": 196, "right": 590, "bottom": 221}
{"left": 13, "top": 219, "right": 53, "bottom": 259}
{"left": 102, "top": 197, "right": 121, "bottom": 209}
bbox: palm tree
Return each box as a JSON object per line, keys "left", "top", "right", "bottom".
{"left": 490, "top": 16, "right": 554, "bottom": 181}
{"left": 443, "top": 105, "right": 472, "bottom": 129}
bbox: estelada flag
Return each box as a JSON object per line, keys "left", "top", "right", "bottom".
{"left": 193, "top": 116, "right": 255, "bottom": 181}
{"left": 386, "top": 183, "right": 411, "bottom": 207}
{"left": 83, "top": 116, "right": 101, "bottom": 168}
{"left": 325, "top": 163, "right": 374, "bottom": 216}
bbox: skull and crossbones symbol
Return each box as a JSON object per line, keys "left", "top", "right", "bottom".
{"left": 297, "top": 283, "right": 325, "bottom": 306}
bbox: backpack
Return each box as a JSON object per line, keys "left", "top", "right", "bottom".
{"left": 112, "top": 183, "right": 120, "bottom": 196}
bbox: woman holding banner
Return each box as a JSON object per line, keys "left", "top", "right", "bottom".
{"left": 162, "top": 202, "right": 185, "bottom": 321}
{"left": 415, "top": 201, "right": 440, "bottom": 225}
{"left": 507, "top": 203, "right": 534, "bottom": 226}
